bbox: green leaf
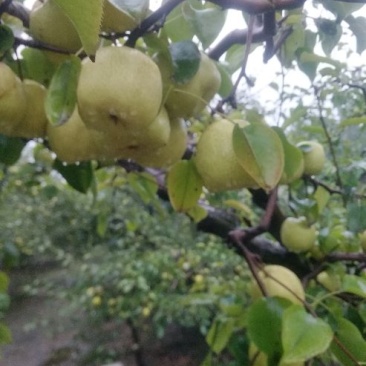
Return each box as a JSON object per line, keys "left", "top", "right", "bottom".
{"left": 345, "top": 16, "right": 366, "bottom": 54}
{"left": 331, "top": 318, "right": 366, "bottom": 366}
{"left": 164, "top": 3, "right": 195, "bottom": 42}
{"left": 169, "top": 41, "right": 201, "bottom": 84}
{"left": 186, "top": 205, "right": 207, "bottom": 223}
{"left": 0, "top": 25, "right": 14, "bottom": 55}
{"left": 232, "top": 124, "right": 284, "bottom": 191}
{"left": 127, "top": 172, "right": 158, "bottom": 204}
{"left": 45, "top": 56, "right": 81, "bottom": 125}
{"left": 320, "top": 0, "right": 365, "bottom": 20}
{"left": 340, "top": 116, "right": 366, "bottom": 127}
{"left": 21, "top": 48, "right": 56, "bottom": 86}
{"left": 110, "top": 0, "right": 149, "bottom": 22}
{"left": 316, "top": 19, "right": 342, "bottom": 56}
{"left": 278, "top": 24, "right": 305, "bottom": 68}
{"left": 0, "top": 324, "right": 11, "bottom": 345}
{"left": 53, "top": 0, "right": 103, "bottom": 55}
{"left": 0, "top": 135, "right": 26, "bottom": 166}
{"left": 167, "top": 160, "right": 203, "bottom": 212}
{"left": 225, "top": 44, "right": 258, "bottom": 74}
{"left": 216, "top": 63, "right": 233, "bottom": 98}
{"left": 296, "top": 50, "right": 341, "bottom": 81}
{"left": 247, "top": 297, "right": 289, "bottom": 356}
{"left": 347, "top": 202, "right": 366, "bottom": 232}
{"left": 53, "top": 159, "right": 93, "bottom": 193}
{"left": 273, "top": 127, "right": 304, "bottom": 184}
{"left": 281, "top": 305, "right": 333, "bottom": 363}
{"left": 341, "top": 274, "right": 366, "bottom": 298}
{"left": 206, "top": 317, "right": 235, "bottom": 354}
{"left": 313, "top": 185, "right": 331, "bottom": 214}
{"left": 182, "top": 2, "right": 227, "bottom": 49}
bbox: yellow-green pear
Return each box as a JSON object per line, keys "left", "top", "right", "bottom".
{"left": 297, "top": 141, "right": 326, "bottom": 176}
{"left": 15, "top": 80, "right": 48, "bottom": 138}
{"left": 29, "top": 0, "right": 82, "bottom": 53}
{"left": 77, "top": 46, "right": 163, "bottom": 136}
{"left": 280, "top": 216, "right": 316, "bottom": 253}
{"left": 162, "top": 52, "right": 221, "bottom": 119}
{"left": 47, "top": 108, "right": 105, "bottom": 163}
{"left": 130, "top": 107, "right": 171, "bottom": 150}
{"left": 97, "top": 107, "right": 171, "bottom": 160}
{"left": 101, "top": 0, "right": 144, "bottom": 33}
{"left": 127, "top": 118, "right": 187, "bottom": 168}
{"left": 194, "top": 119, "right": 258, "bottom": 192}
{"left": 0, "top": 63, "right": 27, "bottom": 136}
{"left": 250, "top": 264, "right": 305, "bottom": 305}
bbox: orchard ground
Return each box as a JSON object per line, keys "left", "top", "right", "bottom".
{"left": 3, "top": 264, "right": 207, "bottom": 366}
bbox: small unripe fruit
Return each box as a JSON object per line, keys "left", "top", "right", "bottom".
{"left": 280, "top": 216, "right": 316, "bottom": 253}
{"left": 297, "top": 141, "right": 326, "bottom": 176}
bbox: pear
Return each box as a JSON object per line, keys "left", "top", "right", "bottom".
{"left": 280, "top": 216, "right": 316, "bottom": 253}
{"left": 47, "top": 108, "right": 105, "bottom": 163}
{"left": 96, "top": 107, "right": 171, "bottom": 160}
{"left": 297, "top": 140, "right": 326, "bottom": 176}
{"left": 194, "top": 119, "right": 258, "bottom": 192}
{"left": 161, "top": 52, "right": 221, "bottom": 119}
{"left": 14, "top": 80, "right": 48, "bottom": 138}
{"left": 29, "top": 0, "right": 82, "bottom": 53}
{"left": 77, "top": 46, "right": 163, "bottom": 139}
{"left": 101, "top": 0, "right": 142, "bottom": 33}
{"left": 0, "top": 63, "right": 27, "bottom": 136}
{"left": 127, "top": 118, "right": 187, "bottom": 168}
{"left": 250, "top": 265, "right": 305, "bottom": 305}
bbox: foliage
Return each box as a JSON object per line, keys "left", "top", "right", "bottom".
{"left": 1, "top": 0, "right": 366, "bottom": 365}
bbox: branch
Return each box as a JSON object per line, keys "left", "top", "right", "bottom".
{"left": 14, "top": 36, "right": 72, "bottom": 54}
{"left": 207, "top": 0, "right": 306, "bottom": 14}
{"left": 3, "top": 1, "right": 29, "bottom": 27}
{"left": 125, "top": 0, "right": 185, "bottom": 47}
{"left": 314, "top": 86, "right": 344, "bottom": 195}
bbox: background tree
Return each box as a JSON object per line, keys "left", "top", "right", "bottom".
{"left": 1, "top": 0, "right": 366, "bottom": 365}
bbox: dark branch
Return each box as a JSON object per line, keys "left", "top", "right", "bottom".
{"left": 125, "top": 0, "right": 185, "bottom": 47}
{"left": 207, "top": 0, "right": 306, "bottom": 14}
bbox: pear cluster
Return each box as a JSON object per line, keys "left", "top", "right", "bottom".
{"left": 48, "top": 45, "right": 188, "bottom": 167}
{"left": 1, "top": 43, "right": 222, "bottom": 168}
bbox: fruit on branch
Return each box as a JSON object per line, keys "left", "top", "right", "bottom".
{"left": 127, "top": 118, "right": 187, "bottom": 168}
{"left": 97, "top": 106, "right": 172, "bottom": 161}
{"left": 250, "top": 264, "right": 305, "bottom": 305}
{"left": 101, "top": 0, "right": 147, "bottom": 33}
{"left": 29, "top": 0, "right": 82, "bottom": 53}
{"left": 15, "top": 80, "right": 48, "bottom": 138}
{"left": 47, "top": 107, "right": 105, "bottom": 163}
{"left": 297, "top": 140, "right": 326, "bottom": 176}
{"left": 280, "top": 216, "right": 316, "bottom": 253}
{"left": 161, "top": 52, "right": 221, "bottom": 119}
{"left": 194, "top": 119, "right": 258, "bottom": 192}
{"left": 77, "top": 46, "right": 163, "bottom": 138}
{"left": 249, "top": 343, "right": 304, "bottom": 366}
{"left": 316, "top": 270, "right": 341, "bottom": 292}
{"left": 0, "top": 63, "right": 27, "bottom": 136}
